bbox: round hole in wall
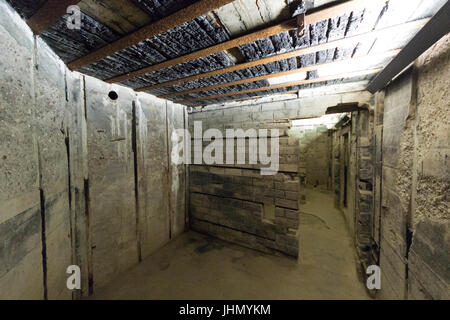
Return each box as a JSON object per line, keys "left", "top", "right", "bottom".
{"left": 108, "top": 91, "right": 118, "bottom": 100}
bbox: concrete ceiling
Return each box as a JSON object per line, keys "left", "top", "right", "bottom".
{"left": 5, "top": 0, "right": 446, "bottom": 107}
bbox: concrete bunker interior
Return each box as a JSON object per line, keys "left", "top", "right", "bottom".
{"left": 0, "top": 0, "right": 448, "bottom": 300}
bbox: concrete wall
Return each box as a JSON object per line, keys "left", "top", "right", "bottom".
{"left": 188, "top": 127, "right": 301, "bottom": 256}
{"left": 290, "top": 124, "right": 330, "bottom": 188}
{"left": 379, "top": 70, "right": 413, "bottom": 299}
{"left": 0, "top": 2, "right": 72, "bottom": 299}
{"left": 354, "top": 109, "right": 376, "bottom": 269}
{"left": 0, "top": 0, "right": 186, "bottom": 299}
{"left": 379, "top": 35, "right": 449, "bottom": 300}
{"left": 331, "top": 124, "right": 357, "bottom": 237}
{"left": 407, "top": 35, "right": 449, "bottom": 300}
{"left": 85, "top": 78, "right": 138, "bottom": 292}
{"left": 167, "top": 101, "right": 188, "bottom": 240}
{"left": 325, "top": 37, "right": 449, "bottom": 299}
{"left": 188, "top": 106, "right": 301, "bottom": 256}
{"left": 0, "top": 2, "right": 46, "bottom": 299}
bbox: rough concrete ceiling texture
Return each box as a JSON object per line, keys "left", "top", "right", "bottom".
{"left": 6, "top": 0, "right": 446, "bottom": 107}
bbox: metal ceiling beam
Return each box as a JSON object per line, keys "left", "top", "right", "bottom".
{"left": 160, "top": 49, "right": 399, "bottom": 98}
{"left": 178, "top": 68, "right": 382, "bottom": 104}
{"left": 105, "top": 0, "right": 383, "bottom": 84}
{"left": 105, "top": 19, "right": 298, "bottom": 83}
{"left": 367, "top": 1, "right": 450, "bottom": 93}
{"left": 27, "top": 0, "right": 80, "bottom": 35}
{"left": 67, "top": 0, "right": 235, "bottom": 70}
{"left": 136, "top": 18, "right": 428, "bottom": 92}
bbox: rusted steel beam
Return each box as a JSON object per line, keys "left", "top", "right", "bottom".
{"left": 27, "top": 0, "right": 80, "bottom": 35}
{"left": 178, "top": 68, "right": 382, "bottom": 104}
{"left": 160, "top": 49, "right": 400, "bottom": 98}
{"left": 105, "top": 19, "right": 297, "bottom": 83}
{"left": 136, "top": 18, "right": 428, "bottom": 92}
{"left": 107, "top": 0, "right": 384, "bottom": 84}
{"left": 68, "top": 0, "right": 235, "bottom": 70}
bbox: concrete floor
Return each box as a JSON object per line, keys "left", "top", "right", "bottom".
{"left": 92, "top": 188, "right": 370, "bottom": 299}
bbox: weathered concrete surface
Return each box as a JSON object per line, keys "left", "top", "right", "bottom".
{"left": 65, "top": 69, "right": 90, "bottom": 298}
{"left": 85, "top": 76, "right": 139, "bottom": 291}
{"left": 0, "top": 0, "right": 73, "bottom": 299}
{"left": 407, "top": 34, "right": 450, "bottom": 300}
{"left": 135, "top": 93, "right": 170, "bottom": 258}
{"left": 0, "top": 0, "right": 44, "bottom": 300}
{"left": 1, "top": 0, "right": 188, "bottom": 299}
{"left": 408, "top": 220, "right": 449, "bottom": 299}
{"left": 379, "top": 70, "right": 413, "bottom": 300}
{"left": 413, "top": 34, "right": 449, "bottom": 225}
{"left": 373, "top": 92, "right": 385, "bottom": 249}
{"left": 348, "top": 117, "right": 357, "bottom": 241}
{"left": 167, "top": 102, "right": 187, "bottom": 239}
{"left": 377, "top": 34, "right": 449, "bottom": 300}
{"left": 331, "top": 124, "right": 357, "bottom": 239}
{"left": 34, "top": 37, "right": 72, "bottom": 300}
{"left": 290, "top": 124, "right": 329, "bottom": 187}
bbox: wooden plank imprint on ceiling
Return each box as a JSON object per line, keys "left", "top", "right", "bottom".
{"left": 161, "top": 49, "right": 400, "bottom": 99}
{"left": 67, "top": 0, "right": 236, "bottom": 70}
{"left": 178, "top": 68, "right": 382, "bottom": 104}
{"left": 135, "top": 18, "right": 428, "bottom": 93}
{"left": 105, "top": 0, "right": 386, "bottom": 84}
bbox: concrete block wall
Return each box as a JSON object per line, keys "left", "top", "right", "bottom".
{"left": 85, "top": 77, "right": 138, "bottom": 292}
{"left": 188, "top": 102, "right": 302, "bottom": 256}
{"left": 189, "top": 165, "right": 300, "bottom": 256}
{"left": 188, "top": 133, "right": 301, "bottom": 257}
{"left": 290, "top": 124, "right": 330, "bottom": 188}
{"left": 0, "top": 0, "right": 186, "bottom": 299}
